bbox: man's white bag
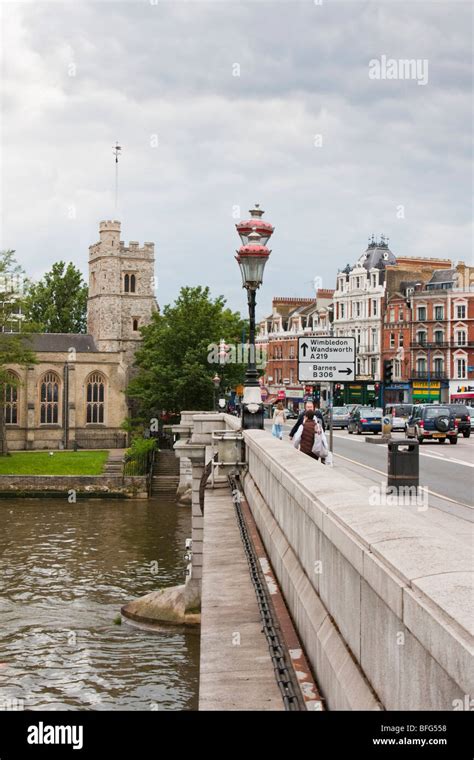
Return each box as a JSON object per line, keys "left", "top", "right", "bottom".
{"left": 312, "top": 422, "right": 329, "bottom": 458}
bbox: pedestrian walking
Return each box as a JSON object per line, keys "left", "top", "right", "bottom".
{"left": 292, "top": 410, "right": 328, "bottom": 464}
{"left": 289, "top": 400, "right": 325, "bottom": 441}
{"left": 272, "top": 402, "right": 286, "bottom": 440}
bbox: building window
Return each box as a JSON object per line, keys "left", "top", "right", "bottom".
{"left": 371, "top": 328, "right": 377, "bottom": 349}
{"left": 4, "top": 372, "right": 18, "bottom": 425}
{"left": 456, "top": 304, "right": 466, "bottom": 319}
{"left": 389, "top": 309, "right": 395, "bottom": 323}
{"left": 417, "top": 306, "right": 427, "bottom": 321}
{"left": 132, "top": 318, "right": 139, "bottom": 331}
{"left": 40, "top": 372, "right": 60, "bottom": 424}
{"left": 372, "top": 299, "right": 377, "bottom": 317}
{"left": 390, "top": 333, "right": 395, "bottom": 348}
{"left": 340, "top": 303, "right": 345, "bottom": 319}
{"left": 434, "top": 306, "right": 444, "bottom": 320}
{"left": 86, "top": 372, "right": 105, "bottom": 424}
{"left": 433, "top": 357, "right": 444, "bottom": 375}
{"left": 417, "top": 331, "right": 427, "bottom": 346}
{"left": 456, "top": 357, "right": 467, "bottom": 379}
{"left": 456, "top": 330, "right": 466, "bottom": 346}
{"left": 398, "top": 309, "right": 404, "bottom": 321}
{"left": 416, "top": 357, "right": 427, "bottom": 374}
{"left": 124, "top": 273, "right": 137, "bottom": 293}
{"left": 434, "top": 330, "right": 444, "bottom": 345}
{"left": 370, "top": 358, "right": 377, "bottom": 377}
{"left": 289, "top": 345, "right": 295, "bottom": 359}
{"left": 398, "top": 333, "right": 404, "bottom": 348}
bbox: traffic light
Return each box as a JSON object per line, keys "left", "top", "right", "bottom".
{"left": 383, "top": 360, "right": 393, "bottom": 384}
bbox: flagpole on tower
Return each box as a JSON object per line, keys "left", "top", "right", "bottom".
{"left": 112, "top": 142, "right": 121, "bottom": 214}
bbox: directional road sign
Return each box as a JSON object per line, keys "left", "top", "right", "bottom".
{"left": 298, "top": 336, "right": 356, "bottom": 382}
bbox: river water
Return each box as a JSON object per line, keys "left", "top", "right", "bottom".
{"left": 0, "top": 498, "right": 199, "bottom": 710}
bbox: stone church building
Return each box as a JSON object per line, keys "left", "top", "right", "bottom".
{"left": 5, "top": 220, "right": 157, "bottom": 450}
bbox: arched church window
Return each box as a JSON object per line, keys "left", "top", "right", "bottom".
{"left": 124, "top": 274, "right": 130, "bottom": 292}
{"left": 130, "top": 274, "right": 136, "bottom": 293}
{"left": 86, "top": 372, "right": 105, "bottom": 424}
{"left": 4, "top": 371, "right": 18, "bottom": 425}
{"left": 40, "top": 372, "right": 60, "bottom": 424}
{"left": 132, "top": 318, "right": 139, "bottom": 331}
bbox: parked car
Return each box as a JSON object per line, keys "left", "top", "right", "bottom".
{"left": 447, "top": 405, "right": 471, "bottom": 438}
{"left": 347, "top": 407, "right": 383, "bottom": 435}
{"left": 329, "top": 406, "right": 351, "bottom": 429}
{"left": 385, "top": 404, "right": 414, "bottom": 432}
{"left": 406, "top": 405, "right": 458, "bottom": 444}
{"left": 284, "top": 408, "right": 299, "bottom": 420}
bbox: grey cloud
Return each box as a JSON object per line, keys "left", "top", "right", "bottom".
{"left": 1, "top": 0, "right": 472, "bottom": 318}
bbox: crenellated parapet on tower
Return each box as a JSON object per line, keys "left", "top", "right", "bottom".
{"left": 87, "top": 220, "right": 157, "bottom": 364}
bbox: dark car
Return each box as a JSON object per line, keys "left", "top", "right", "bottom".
{"left": 347, "top": 407, "right": 383, "bottom": 435}
{"left": 406, "top": 405, "right": 458, "bottom": 444}
{"left": 284, "top": 409, "right": 299, "bottom": 420}
{"left": 329, "top": 406, "right": 351, "bottom": 429}
{"left": 447, "top": 405, "right": 471, "bottom": 438}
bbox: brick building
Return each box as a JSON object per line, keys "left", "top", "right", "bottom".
{"left": 257, "top": 290, "right": 333, "bottom": 410}
{"left": 382, "top": 261, "right": 474, "bottom": 403}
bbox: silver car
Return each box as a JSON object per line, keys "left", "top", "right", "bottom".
{"left": 330, "top": 406, "right": 351, "bottom": 429}
{"left": 385, "top": 404, "right": 414, "bottom": 432}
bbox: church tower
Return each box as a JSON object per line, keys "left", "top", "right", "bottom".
{"left": 87, "top": 220, "right": 157, "bottom": 364}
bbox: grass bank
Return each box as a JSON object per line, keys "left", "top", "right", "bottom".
{"left": 0, "top": 451, "right": 109, "bottom": 476}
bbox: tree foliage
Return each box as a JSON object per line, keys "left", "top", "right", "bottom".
{"left": 23, "top": 261, "right": 88, "bottom": 333}
{"left": 0, "top": 250, "right": 36, "bottom": 454}
{"left": 128, "top": 286, "right": 247, "bottom": 418}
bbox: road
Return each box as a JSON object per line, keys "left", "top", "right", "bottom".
{"left": 264, "top": 419, "right": 473, "bottom": 541}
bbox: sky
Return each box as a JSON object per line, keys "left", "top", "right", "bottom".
{"left": 1, "top": 0, "right": 472, "bottom": 320}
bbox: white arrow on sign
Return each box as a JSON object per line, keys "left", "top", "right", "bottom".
{"left": 299, "top": 338, "right": 356, "bottom": 363}
{"left": 298, "top": 363, "right": 356, "bottom": 382}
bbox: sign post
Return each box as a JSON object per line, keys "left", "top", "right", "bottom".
{"left": 328, "top": 381, "right": 334, "bottom": 453}
{"left": 298, "top": 337, "right": 356, "bottom": 455}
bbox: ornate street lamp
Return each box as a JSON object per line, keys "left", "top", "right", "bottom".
{"left": 235, "top": 204, "right": 274, "bottom": 429}
{"left": 212, "top": 373, "right": 221, "bottom": 412}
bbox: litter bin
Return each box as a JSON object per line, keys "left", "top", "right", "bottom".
{"left": 387, "top": 439, "right": 419, "bottom": 491}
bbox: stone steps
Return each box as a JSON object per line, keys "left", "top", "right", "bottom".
{"left": 151, "top": 472, "right": 180, "bottom": 496}
{"left": 103, "top": 449, "right": 126, "bottom": 476}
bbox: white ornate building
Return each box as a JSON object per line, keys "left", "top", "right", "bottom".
{"left": 333, "top": 237, "right": 396, "bottom": 381}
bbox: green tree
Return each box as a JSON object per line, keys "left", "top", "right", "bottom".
{"left": 23, "top": 261, "right": 88, "bottom": 333}
{"left": 0, "top": 251, "right": 36, "bottom": 455}
{"left": 127, "top": 286, "right": 248, "bottom": 420}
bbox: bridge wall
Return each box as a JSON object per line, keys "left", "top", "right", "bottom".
{"left": 241, "top": 428, "right": 472, "bottom": 711}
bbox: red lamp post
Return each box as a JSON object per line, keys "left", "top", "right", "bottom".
{"left": 235, "top": 204, "right": 274, "bottom": 429}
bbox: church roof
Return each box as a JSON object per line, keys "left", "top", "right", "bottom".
{"left": 20, "top": 333, "right": 99, "bottom": 352}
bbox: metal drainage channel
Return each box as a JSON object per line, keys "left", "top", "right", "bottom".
{"left": 229, "top": 475, "right": 303, "bottom": 711}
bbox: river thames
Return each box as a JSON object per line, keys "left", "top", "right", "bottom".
{"left": 0, "top": 498, "right": 199, "bottom": 710}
